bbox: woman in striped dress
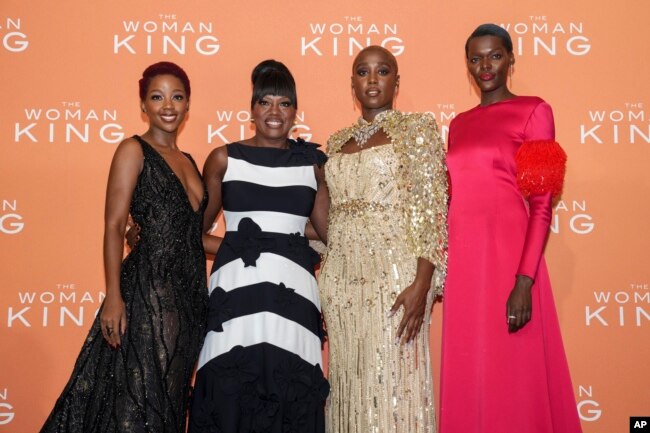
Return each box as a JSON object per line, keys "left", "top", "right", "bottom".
{"left": 188, "top": 60, "right": 330, "bottom": 433}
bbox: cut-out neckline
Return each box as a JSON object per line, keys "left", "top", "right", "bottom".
{"left": 137, "top": 136, "right": 206, "bottom": 213}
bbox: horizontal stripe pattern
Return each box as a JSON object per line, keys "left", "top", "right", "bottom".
{"left": 222, "top": 181, "right": 315, "bottom": 216}
{"left": 215, "top": 232, "right": 318, "bottom": 274}
{"left": 209, "top": 252, "right": 320, "bottom": 309}
{"left": 198, "top": 312, "right": 324, "bottom": 369}
{"left": 207, "top": 282, "right": 322, "bottom": 338}
{"left": 224, "top": 157, "right": 317, "bottom": 190}
{"left": 227, "top": 141, "right": 324, "bottom": 168}
{"left": 225, "top": 210, "right": 307, "bottom": 235}
{"left": 198, "top": 141, "right": 325, "bottom": 381}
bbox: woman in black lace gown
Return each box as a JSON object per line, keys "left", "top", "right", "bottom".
{"left": 40, "top": 62, "right": 208, "bottom": 433}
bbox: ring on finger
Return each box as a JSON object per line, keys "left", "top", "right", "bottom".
{"left": 107, "top": 327, "right": 114, "bottom": 336}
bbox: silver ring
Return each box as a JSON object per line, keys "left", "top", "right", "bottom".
{"left": 507, "top": 315, "right": 517, "bottom": 319}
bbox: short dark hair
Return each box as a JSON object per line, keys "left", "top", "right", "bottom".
{"left": 250, "top": 59, "right": 297, "bottom": 110}
{"left": 465, "top": 23, "right": 513, "bottom": 57}
{"left": 353, "top": 45, "right": 399, "bottom": 74}
{"left": 138, "top": 62, "right": 191, "bottom": 101}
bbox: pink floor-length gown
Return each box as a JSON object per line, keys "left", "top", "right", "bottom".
{"left": 440, "top": 96, "right": 582, "bottom": 433}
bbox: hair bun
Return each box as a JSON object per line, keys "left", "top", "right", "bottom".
{"left": 249, "top": 59, "right": 297, "bottom": 110}
{"left": 251, "top": 59, "right": 291, "bottom": 85}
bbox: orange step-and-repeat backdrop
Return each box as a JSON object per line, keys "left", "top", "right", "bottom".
{"left": 1, "top": 1, "right": 649, "bottom": 432}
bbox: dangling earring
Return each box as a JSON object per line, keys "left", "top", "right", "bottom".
{"left": 351, "top": 86, "right": 357, "bottom": 111}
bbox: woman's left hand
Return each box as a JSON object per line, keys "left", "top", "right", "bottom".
{"left": 391, "top": 280, "right": 430, "bottom": 344}
{"left": 506, "top": 275, "right": 534, "bottom": 333}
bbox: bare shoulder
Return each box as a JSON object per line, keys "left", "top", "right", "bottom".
{"left": 206, "top": 145, "right": 228, "bottom": 164}
{"left": 114, "top": 136, "right": 144, "bottom": 158}
{"left": 203, "top": 145, "right": 228, "bottom": 179}
{"left": 110, "top": 137, "right": 145, "bottom": 170}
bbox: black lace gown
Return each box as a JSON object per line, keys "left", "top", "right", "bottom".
{"left": 40, "top": 135, "right": 209, "bottom": 433}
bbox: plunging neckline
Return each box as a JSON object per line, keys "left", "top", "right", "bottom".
{"left": 136, "top": 136, "right": 206, "bottom": 213}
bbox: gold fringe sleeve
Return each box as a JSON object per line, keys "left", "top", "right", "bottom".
{"left": 327, "top": 111, "right": 449, "bottom": 296}
{"left": 391, "top": 112, "right": 449, "bottom": 296}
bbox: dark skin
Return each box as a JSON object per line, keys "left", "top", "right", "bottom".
{"left": 201, "top": 94, "right": 329, "bottom": 249}
{"left": 102, "top": 74, "right": 203, "bottom": 348}
{"left": 322, "top": 45, "right": 435, "bottom": 343}
{"left": 129, "top": 93, "right": 329, "bottom": 264}
{"left": 466, "top": 35, "right": 533, "bottom": 332}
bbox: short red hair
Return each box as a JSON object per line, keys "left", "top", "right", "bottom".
{"left": 138, "top": 62, "right": 191, "bottom": 101}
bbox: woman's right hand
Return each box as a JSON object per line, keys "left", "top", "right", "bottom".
{"left": 100, "top": 295, "right": 127, "bottom": 348}
{"left": 506, "top": 275, "right": 534, "bottom": 333}
{"left": 125, "top": 223, "right": 141, "bottom": 249}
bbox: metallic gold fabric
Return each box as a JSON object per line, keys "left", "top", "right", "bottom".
{"left": 320, "top": 112, "right": 448, "bottom": 433}
{"left": 327, "top": 110, "right": 448, "bottom": 294}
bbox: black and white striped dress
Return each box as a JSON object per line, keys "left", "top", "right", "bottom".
{"left": 189, "top": 139, "right": 329, "bottom": 433}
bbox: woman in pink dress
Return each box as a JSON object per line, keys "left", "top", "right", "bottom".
{"left": 439, "top": 24, "right": 583, "bottom": 433}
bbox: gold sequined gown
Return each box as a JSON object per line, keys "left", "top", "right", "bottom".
{"left": 319, "top": 111, "right": 447, "bottom": 433}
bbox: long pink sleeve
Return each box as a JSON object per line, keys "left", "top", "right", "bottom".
{"left": 517, "top": 191, "right": 552, "bottom": 278}
{"left": 516, "top": 102, "right": 565, "bottom": 279}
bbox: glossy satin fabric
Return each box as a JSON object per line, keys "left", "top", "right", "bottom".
{"left": 440, "top": 97, "right": 582, "bottom": 433}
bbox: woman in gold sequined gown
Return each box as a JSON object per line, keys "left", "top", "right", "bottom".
{"left": 316, "top": 46, "right": 448, "bottom": 433}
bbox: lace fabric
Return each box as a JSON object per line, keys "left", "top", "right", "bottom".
{"left": 40, "top": 135, "right": 208, "bottom": 433}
